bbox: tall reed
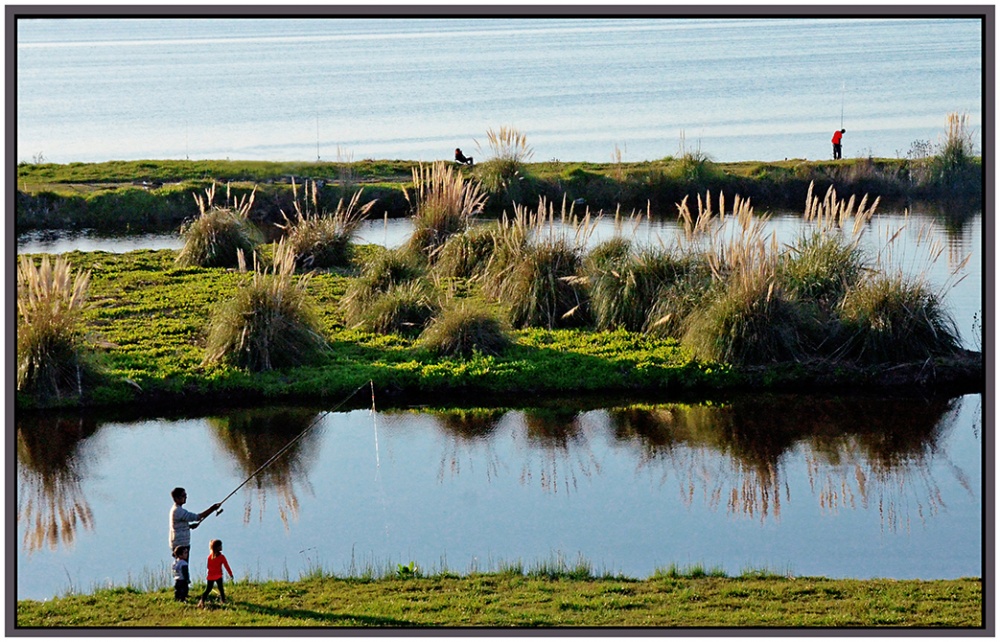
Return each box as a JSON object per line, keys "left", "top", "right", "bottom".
{"left": 404, "top": 161, "right": 486, "bottom": 259}
{"left": 475, "top": 126, "right": 534, "bottom": 196}
{"left": 278, "top": 179, "right": 375, "bottom": 269}
{"left": 176, "top": 183, "right": 263, "bottom": 268}
{"left": 486, "top": 198, "right": 594, "bottom": 329}
{"left": 17, "top": 255, "right": 94, "bottom": 398}
{"left": 203, "top": 240, "right": 328, "bottom": 372}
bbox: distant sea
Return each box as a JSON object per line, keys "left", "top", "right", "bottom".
{"left": 16, "top": 17, "right": 983, "bottom": 164}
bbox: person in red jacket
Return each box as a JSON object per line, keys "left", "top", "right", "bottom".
{"left": 197, "top": 539, "right": 234, "bottom": 607}
{"left": 832, "top": 129, "right": 846, "bottom": 160}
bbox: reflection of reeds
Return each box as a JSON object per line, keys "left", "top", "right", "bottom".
{"left": 606, "top": 394, "right": 962, "bottom": 527}
{"left": 430, "top": 409, "right": 505, "bottom": 483}
{"left": 207, "top": 408, "right": 320, "bottom": 529}
{"left": 518, "top": 409, "right": 600, "bottom": 494}
{"left": 16, "top": 415, "right": 97, "bottom": 554}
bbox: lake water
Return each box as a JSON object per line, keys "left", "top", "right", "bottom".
{"left": 16, "top": 16, "right": 982, "bottom": 164}
{"left": 16, "top": 393, "right": 983, "bottom": 601}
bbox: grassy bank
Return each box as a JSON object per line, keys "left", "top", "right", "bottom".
{"left": 16, "top": 571, "right": 982, "bottom": 628}
{"left": 14, "top": 247, "right": 981, "bottom": 411}
{"left": 15, "top": 154, "right": 981, "bottom": 232}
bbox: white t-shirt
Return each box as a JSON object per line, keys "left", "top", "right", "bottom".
{"left": 169, "top": 504, "right": 200, "bottom": 550}
{"left": 172, "top": 557, "right": 189, "bottom": 582}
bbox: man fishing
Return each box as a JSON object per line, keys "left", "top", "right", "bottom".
{"left": 832, "top": 128, "right": 846, "bottom": 160}
{"left": 169, "top": 487, "right": 220, "bottom": 554}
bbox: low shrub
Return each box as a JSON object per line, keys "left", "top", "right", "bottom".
{"left": 16, "top": 255, "right": 97, "bottom": 399}
{"left": 418, "top": 305, "right": 512, "bottom": 358}
{"left": 203, "top": 241, "right": 329, "bottom": 372}
{"left": 176, "top": 183, "right": 263, "bottom": 268}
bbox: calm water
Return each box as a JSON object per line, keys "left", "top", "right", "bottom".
{"left": 17, "top": 394, "right": 982, "bottom": 601}
{"left": 16, "top": 17, "right": 982, "bottom": 164}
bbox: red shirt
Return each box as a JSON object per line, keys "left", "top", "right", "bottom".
{"left": 206, "top": 553, "right": 233, "bottom": 581}
{"left": 832, "top": 130, "right": 843, "bottom": 144}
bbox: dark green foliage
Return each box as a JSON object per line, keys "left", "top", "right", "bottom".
{"left": 419, "top": 305, "right": 512, "bottom": 358}
{"left": 836, "top": 273, "right": 961, "bottom": 364}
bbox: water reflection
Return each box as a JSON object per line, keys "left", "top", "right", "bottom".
{"left": 16, "top": 414, "right": 98, "bottom": 554}
{"left": 519, "top": 409, "right": 600, "bottom": 495}
{"left": 431, "top": 408, "right": 504, "bottom": 483}
{"left": 606, "top": 395, "right": 966, "bottom": 530}
{"left": 206, "top": 408, "right": 321, "bottom": 529}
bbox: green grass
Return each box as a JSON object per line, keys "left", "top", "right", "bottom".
{"left": 16, "top": 573, "right": 982, "bottom": 628}
{"left": 12, "top": 247, "right": 981, "bottom": 410}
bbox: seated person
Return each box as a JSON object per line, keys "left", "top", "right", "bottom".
{"left": 454, "top": 148, "right": 473, "bottom": 166}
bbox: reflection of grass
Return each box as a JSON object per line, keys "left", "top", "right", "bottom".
{"left": 207, "top": 407, "right": 321, "bottom": 528}
{"left": 606, "top": 394, "right": 961, "bottom": 527}
{"left": 16, "top": 415, "right": 98, "bottom": 554}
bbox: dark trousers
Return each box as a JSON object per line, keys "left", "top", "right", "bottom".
{"left": 174, "top": 580, "right": 189, "bottom": 601}
{"left": 833, "top": 143, "right": 842, "bottom": 159}
{"left": 200, "top": 578, "right": 226, "bottom": 602}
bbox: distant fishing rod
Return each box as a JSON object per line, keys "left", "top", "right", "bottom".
{"left": 840, "top": 81, "right": 846, "bottom": 129}
{"left": 198, "top": 380, "right": 372, "bottom": 522}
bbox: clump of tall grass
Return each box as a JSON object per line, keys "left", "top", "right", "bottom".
{"left": 17, "top": 255, "right": 95, "bottom": 398}
{"left": 277, "top": 180, "right": 375, "bottom": 269}
{"left": 418, "top": 305, "right": 512, "bottom": 358}
{"left": 671, "top": 191, "right": 811, "bottom": 364}
{"left": 404, "top": 161, "right": 486, "bottom": 259}
{"left": 587, "top": 244, "right": 692, "bottom": 332}
{"left": 176, "top": 183, "right": 263, "bottom": 268}
{"left": 836, "top": 272, "right": 961, "bottom": 364}
{"left": 486, "top": 199, "right": 593, "bottom": 329}
{"left": 341, "top": 248, "right": 427, "bottom": 326}
{"left": 432, "top": 222, "right": 504, "bottom": 279}
{"left": 475, "top": 126, "right": 534, "bottom": 196}
{"left": 682, "top": 270, "right": 808, "bottom": 365}
{"left": 352, "top": 279, "right": 441, "bottom": 337}
{"left": 203, "top": 240, "right": 329, "bottom": 372}
{"left": 926, "top": 111, "right": 980, "bottom": 193}
{"left": 778, "top": 231, "right": 866, "bottom": 314}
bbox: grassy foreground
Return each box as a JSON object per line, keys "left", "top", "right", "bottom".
{"left": 16, "top": 574, "right": 982, "bottom": 628}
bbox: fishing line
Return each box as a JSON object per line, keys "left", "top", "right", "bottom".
{"left": 198, "top": 381, "right": 371, "bottom": 523}
{"left": 840, "top": 81, "right": 846, "bottom": 129}
{"left": 370, "top": 380, "right": 392, "bottom": 540}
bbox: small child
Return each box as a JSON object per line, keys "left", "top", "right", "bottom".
{"left": 171, "top": 545, "right": 190, "bottom": 601}
{"left": 197, "top": 539, "right": 234, "bottom": 607}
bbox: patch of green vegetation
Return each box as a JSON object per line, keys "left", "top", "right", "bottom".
{"left": 15, "top": 573, "right": 981, "bottom": 628}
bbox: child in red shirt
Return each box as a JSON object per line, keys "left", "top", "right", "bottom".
{"left": 197, "top": 539, "right": 234, "bottom": 607}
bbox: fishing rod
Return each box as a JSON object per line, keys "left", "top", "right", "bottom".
{"left": 840, "top": 81, "right": 846, "bottom": 129}
{"left": 197, "top": 380, "right": 372, "bottom": 523}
